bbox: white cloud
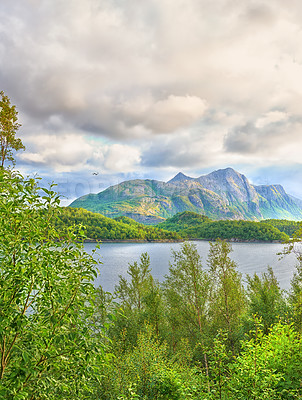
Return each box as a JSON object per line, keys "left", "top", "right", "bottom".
{"left": 255, "top": 111, "right": 289, "bottom": 128}
{"left": 19, "top": 133, "right": 141, "bottom": 174}
{"left": 104, "top": 144, "right": 141, "bottom": 172}
{"left": 19, "top": 134, "right": 94, "bottom": 172}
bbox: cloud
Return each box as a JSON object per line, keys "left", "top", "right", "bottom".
{"left": 19, "top": 134, "right": 141, "bottom": 173}
{"left": 224, "top": 115, "right": 302, "bottom": 162}
{"left": 19, "top": 134, "right": 94, "bottom": 172}
{"left": 255, "top": 111, "right": 289, "bottom": 128}
{"left": 103, "top": 144, "right": 141, "bottom": 172}
{"left": 2, "top": 0, "right": 302, "bottom": 200}
{"left": 115, "top": 94, "right": 207, "bottom": 135}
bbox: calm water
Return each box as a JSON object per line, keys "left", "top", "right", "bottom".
{"left": 83, "top": 241, "right": 299, "bottom": 293}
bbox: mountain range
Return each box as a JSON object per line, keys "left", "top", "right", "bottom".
{"left": 69, "top": 167, "right": 302, "bottom": 224}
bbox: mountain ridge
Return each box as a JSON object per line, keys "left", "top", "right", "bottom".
{"left": 69, "top": 167, "right": 302, "bottom": 224}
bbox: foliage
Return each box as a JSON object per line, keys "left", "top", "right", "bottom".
{"left": 163, "top": 243, "right": 211, "bottom": 351}
{"left": 0, "top": 170, "right": 109, "bottom": 399}
{"left": 158, "top": 211, "right": 289, "bottom": 241}
{"left": 0, "top": 91, "right": 24, "bottom": 168}
{"left": 288, "top": 251, "right": 302, "bottom": 332}
{"left": 207, "top": 240, "right": 246, "bottom": 353}
{"left": 56, "top": 207, "right": 181, "bottom": 241}
{"left": 229, "top": 322, "right": 302, "bottom": 399}
{"left": 110, "top": 253, "right": 166, "bottom": 350}
{"left": 244, "top": 266, "right": 288, "bottom": 334}
{"left": 97, "top": 325, "right": 202, "bottom": 400}
{"left": 261, "top": 219, "right": 301, "bottom": 237}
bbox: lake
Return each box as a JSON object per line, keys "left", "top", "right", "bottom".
{"left": 83, "top": 241, "right": 299, "bottom": 293}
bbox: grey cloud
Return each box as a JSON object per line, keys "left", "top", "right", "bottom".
{"left": 223, "top": 123, "right": 260, "bottom": 154}
{"left": 141, "top": 136, "right": 210, "bottom": 169}
{"left": 2, "top": 0, "right": 302, "bottom": 180}
{"left": 224, "top": 116, "right": 302, "bottom": 155}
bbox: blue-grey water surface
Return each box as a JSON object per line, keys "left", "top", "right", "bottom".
{"left": 83, "top": 241, "right": 298, "bottom": 293}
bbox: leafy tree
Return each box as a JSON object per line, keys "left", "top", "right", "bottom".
{"left": 0, "top": 170, "right": 109, "bottom": 399}
{"left": 229, "top": 322, "right": 302, "bottom": 399}
{"left": 97, "top": 325, "right": 202, "bottom": 400}
{"left": 112, "top": 253, "right": 165, "bottom": 348}
{"left": 288, "top": 250, "right": 302, "bottom": 332}
{"left": 207, "top": 240, "right": 246, "bottom": 353}
{"left": 163, "top": 242, "right": 211, "bottom": 386}
{"left": 0, "top": 91, "right": 24, "bottom": 168}
{"left": 244, "top": 266, "right": 287, "bottom": 334}
{"left": 115, "top": 253, "right": 153, "bottom": 312}
{"left": 282, "top": 224, "right": 302, "bottom": 331}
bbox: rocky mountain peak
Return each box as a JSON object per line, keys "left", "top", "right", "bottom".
{"left": 69, "top": 167, "right": 302, "bottom": 223}
{"left": 168, "top": 172, "right": 193, "bottom": 184}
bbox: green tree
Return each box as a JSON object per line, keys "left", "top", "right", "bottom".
{"left": 0, "top": 170, "right": 108, "bottom": 399}
{"left": 288, "top": 250, "right": 302, "bottom": 332}
{"left": 244, "top": 266, "right": 287, "bottom": 334}
{"left": 207, "top": 240, "right": 246, "bottom": 353}
{"left": 163, "top": 242, "right": 211, "bottom": 386}
{"left": 115, "top": 253, "right": 153, "bottom": 312}
{"left": 282, "top": 225, "right": 302, "bottom": 332}
{"left": 112, "top": 253, "right": 163, "bottom": 348}
{"left": 0, "top": 91, "right": 24, "bottom": 168}
{"left": 98, "top": 325, "right": 202, "bottom": 400}
{"left": 229, "top": 322, "right": 302, "bottom": 399}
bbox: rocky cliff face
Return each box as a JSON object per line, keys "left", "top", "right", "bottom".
{"left": 69, "top": 168, "right": 302, "bottom": 224}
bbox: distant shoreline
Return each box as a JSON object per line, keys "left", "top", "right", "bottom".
{"left": 84, "top": 238, "right": 184, "bottom": 243}
{"left": 84, "top": 238, "right": 285, "bottom": 244}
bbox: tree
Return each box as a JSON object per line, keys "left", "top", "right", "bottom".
{"left": 115, "top": 253, "right": 153, "bottom": 312}
{"left": 207, "top": 239, "right": 246, "bottom": 353}
{"left": 288, "top": 251, "right": 302, "bottom": 332}
{"left": 0, "top": 169, "right": 109, "bottom": 399}
{"left": 229, "top": 323, "right": 302, "bottom": 399}
{"left": 282, "top": 225, "right": 302, "bottom": 332}
{"left": 0, "top": 91, "right": 24, "bottom": 168}
{"left": 245, "top": 266, "right": 287, "bottom": 334}
{"left": 163, "top": 242, "right": 211, "bottom": 387}
{"left": 112, "top": 253, "right": 164, "bottom": 348}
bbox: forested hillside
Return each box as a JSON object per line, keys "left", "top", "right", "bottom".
{"left": 55, "top": 207, "right": 181, "bottom": 241}
{"left": 157, "top": 211, "right": 290, "bottom": 241}
{"left": 260, "top": 218, "right": 301, "bottom": 237}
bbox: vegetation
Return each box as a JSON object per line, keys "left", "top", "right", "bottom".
{"left": 2, "top": 91, "right": 302, "bottom": 398}
{"left": 157, "top": 211, "right": 290, "bottom": 241}
{"left": 96, "top": 241, "right": 302, "bottom": 399}
{"left": 2, "top": 171, "right": 302, "bottom": 398}
{"left": 69, "top": 168, "right": 302, "bottom": 222}
{"left": 58, "top": 209, "right": 295, "bottom": 242}
{"left": 0, "top": 170, "right": 111, "bottom": 398}
{"left": 0, "top": 91, "right": 24, "bottom": 168}
{"left": 55, "top": 207, "right": 181, "bottom": 241}
{"left": 261, "top": 218, "right": 301, "bottom": 237}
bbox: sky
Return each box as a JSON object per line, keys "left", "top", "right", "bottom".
{"left": 1, "top": 0, "right": 302, "bottom": 205}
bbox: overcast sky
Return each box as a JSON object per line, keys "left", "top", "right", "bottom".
{"left": 1, "top": 0, "right": 302, "bottom": 204}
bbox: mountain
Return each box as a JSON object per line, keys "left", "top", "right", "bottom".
{"left": 168, "top": 172, "right": 194, "bottom": 183}
{"left": 69, "top": 168, "right": 302, "bottom": 224}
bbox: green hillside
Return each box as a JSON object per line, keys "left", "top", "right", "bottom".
{"left": 157, "top": 211, "right": 289, "bottom": 241}
{"left": 69, "top": 168, "right": 302, "bottom": 224}
{"left": 260, "top": 219, "right": 301, "bottom": 237}
{"left": 55, "top": 207, "right": 181, "bottom": 241}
